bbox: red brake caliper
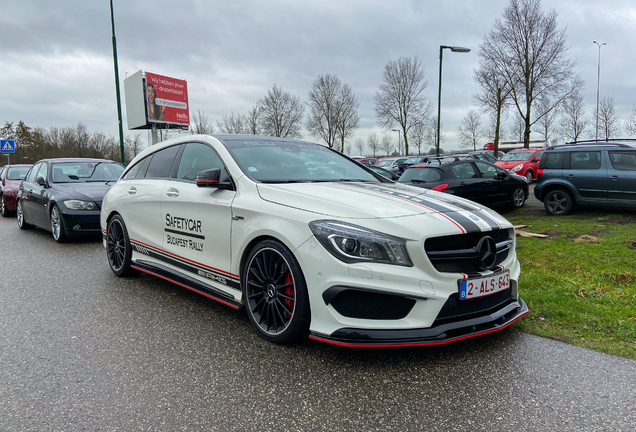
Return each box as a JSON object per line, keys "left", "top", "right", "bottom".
{"left": 283, "top": 273, "right": 295, "bottom": 318}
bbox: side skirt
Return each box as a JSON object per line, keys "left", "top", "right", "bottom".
{"left": 132, "top": 260, "right": 244, "bottom": 310}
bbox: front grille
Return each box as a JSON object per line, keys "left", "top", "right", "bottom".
{"left": 425, "top": 229, "right": 512, "bottom": 274}
{"left": 433, "top": 289, "right": 513, "bottom": 325}
{"left": 330, "top": 289, "right": 416, "bottom": 320}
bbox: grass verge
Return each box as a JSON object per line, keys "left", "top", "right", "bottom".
{"left": 504, "top": 207, "right": 636, "bottom": 359}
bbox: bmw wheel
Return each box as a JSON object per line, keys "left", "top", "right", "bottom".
{"left": 16, "top": 200, "right": 33, "bottom": 229}
{"left": 511, "top": 186, "right": 526, "bottom": 209}
{"left": 243, "top": 239, "right": 310, "bottom": 343}
{"left": 0, "top": 194, "right": 9, "bottom": 217}
{"left": 544, "top": 189, "right": 574, "bottom": 216}
{"left": 50, "top": 204, "right": 68, "bottom": 243}
{"left": 106, "top": 214, "right": 136, "bottom": 277}
{"left": 524, "top": 170, "right": 533, "bottom": 183}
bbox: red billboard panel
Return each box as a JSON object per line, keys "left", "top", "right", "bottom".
{"left": 145, "top": 72, "right": 189, "bottom": 125}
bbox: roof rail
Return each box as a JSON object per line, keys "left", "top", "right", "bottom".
{"left": 549, "top": 139, "right": 636, "bottom": 150}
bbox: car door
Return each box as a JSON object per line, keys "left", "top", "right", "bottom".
{"left": 449, "top": 162, "right": 486, "bottom": 203}
{"left": 115, "top": 145, "right": 181, "bottom": 250}
{"left": 29, "top": 161, "right": 50, "bottom": 226}
{"left": 20, "top": 162, "right": 42, "bottom": 225}
{"left": 474, "top": 161, "right": 512, "bottom": 205}
{"left": 607, "top": 150, "right": 636, "bottom": 204}
{"left": 161, "top": 142, "right": 236, "bottom": 287}
{"left": 566, "top": 150, "right": 607, "bottom": 202}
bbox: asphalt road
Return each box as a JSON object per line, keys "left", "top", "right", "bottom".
{"left": 1, "top": 214, "right": 635, "bottom": 432}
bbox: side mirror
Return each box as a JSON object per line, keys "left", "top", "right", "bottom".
{"left": 36, "top": 176, "right": 47, "bottom": 187}
{"left": 196, "top": 168, "right": 235, "bottom": 191}
{"left": 496, "top": 171, "right": 507, "bottom": 179}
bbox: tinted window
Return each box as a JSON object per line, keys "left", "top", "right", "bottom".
{"left": 176, "top": 143, "right": 224, "bottom": 181}
{"left": 145, "top": 145, "right": 181, "bottom": 178}
{"left": 609, "top": 151, "right": 636, "bottom": 171}
{"left": 534, "top": 151, "right": 544, "bottom": 160}
{"left": 450, "top": 163, "right": 477, "bottom": 179}
{"left": 26, "top": 163, "right": 42, "bottom": 183}
{"left": 123, "top": 156, "right": 149, "bottom": 180}
{"left": 474, "top": 162, "right": 500, "bottom": 179}
{"left": 570, "top": 151, "right": 601, "bottom": 170}
{"left": 398, "top": 167, "right": 442, "bottom": 182}
{"left": 540, "top": 152, "right": 563, "bottom": 169}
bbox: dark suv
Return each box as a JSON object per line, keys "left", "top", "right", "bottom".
{"left": 534, "top": 140, "right": 636, "bottom": 215}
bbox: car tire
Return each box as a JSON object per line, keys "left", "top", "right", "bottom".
{"left": 50, "top": 204, "right": 69, "bottom": 243}
{"left": 106, "top": 214, "right": 137, "bottom": 277}
{"left": 544, "top": 189, "right": 574, "bottom": 216}
{"left": 511, "top": 186, "right": 526, "bottom": 209}
{"left": 0, "top": 194, "right": 10, "bottom": 217}
{"left": 16, "top": 200, "right": 33, "bottom": 229}
{"left": 242, "top": 239, "right": 310, "bottom": 344}
{"left": 525, "top": 170, "right": 533, "bottom": 183}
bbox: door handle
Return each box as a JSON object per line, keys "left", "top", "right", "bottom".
{"left": 610, "top": 175, "right": 619, "bottom": 181}
{"left": 165, "top": 188, "right": 179, "bottom": 198}
{"left": 127, "top": 187, "right": 137, "bottom": 195}
{"left": 567, "top": 174, "right": 574, "bottom": 179}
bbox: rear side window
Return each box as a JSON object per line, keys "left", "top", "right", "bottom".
{"left": 145, "top": 145, "right": 181, "bottom": 178}
{"left": 570, "top": 151, "right": 601, "bottom": 170}
{"left": 609, "top": 151, "right": 636, "bottom": 171}
{"left": 399, "top": 167, "right": 442, "bottom": 182}
{"left": 539, "top": 152, "right": 563, "bottom": 169}
{"left": 176, "top": 143, "right": 224, "bottom": 181}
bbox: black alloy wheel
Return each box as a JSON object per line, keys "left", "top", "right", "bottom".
{"left": 544, "top": 189, "right": 574, "bottom": 216}
{"left": 50, "top": 204, "right": 68, "bottom": 243}
{"left": 511, "top": 186, "right": 526, "bottom": 209}
{"left": 243, "top": 240, "right": 310, "bottom": 343}
{"left": 0, "top": 194, "right": 9, "bottom": 217}
{"left": 106, "top": 214, "right": 136, "bottom": 277}
{"left": 16, "top": 200, "right": 32, "bottom": 229}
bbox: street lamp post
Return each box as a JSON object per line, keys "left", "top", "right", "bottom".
{"left": 593, "top": 41, "right": 606, "bottom": 141}
{"left": 110, "top": 0, "right": 126, "bottom": 165}
{"left": 391, "top": 129, "right": 401, "bottom": 155}
{"left": 436, "top": 45, "right": 471, "bottom": 157}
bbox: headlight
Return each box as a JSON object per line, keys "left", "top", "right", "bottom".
{"left": 511, "top": 164, "right": 523, "bottom": 172}
{"left": 63, "top": 200, "right": 97, "bottom": 210}
{"left": 309, "top": 220, "right": 412, "bottom": 266}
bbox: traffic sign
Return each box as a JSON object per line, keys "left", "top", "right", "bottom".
{"left": 1, "top": 140, "right": 16, "bottom": 153}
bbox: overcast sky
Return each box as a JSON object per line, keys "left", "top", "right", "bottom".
{"left": 2, "top": 0, "right": 635, "bottom": 154}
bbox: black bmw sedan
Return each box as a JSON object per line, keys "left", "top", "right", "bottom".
{"left": 17, "top": 158, "right": 124, "bottom": 242}
{"left": 398, "top": 158, "right": 528, "bottom": 209}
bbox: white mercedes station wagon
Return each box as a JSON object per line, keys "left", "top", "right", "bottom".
{"left": 101, "top": 135, "right": 528, "bottom": 346}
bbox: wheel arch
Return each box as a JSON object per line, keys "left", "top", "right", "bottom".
{"left": 537, "top": 182, "right": 576, "bottom": 202}
{"left": 238, "top": 234, "right": 289, "bottom": 284}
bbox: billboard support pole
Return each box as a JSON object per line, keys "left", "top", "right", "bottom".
{"left": 110, "top": 0, "right": 126, "bottom": 165}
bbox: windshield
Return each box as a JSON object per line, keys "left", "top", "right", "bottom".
{"left": 51, "top": 162, "right": 124, "bottom": 183}
{"left": 224, "top": 139, "right": 379, "bottom": 183}
{"left": 7, "top": 166, "right": 31, "bottom": 180}
{"left": 500, "top": 151, "right": 534, "bottom": 162}
{"left": 375, "top": 159, "right": 395, "bottom": 167}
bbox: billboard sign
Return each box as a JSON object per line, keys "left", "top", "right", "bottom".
{"left": 145, "top": 72, "right": 189, "bottom": 126}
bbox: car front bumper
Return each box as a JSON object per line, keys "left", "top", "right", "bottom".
{"left": 60, "top": 209, "right": 102, "bottom": 236}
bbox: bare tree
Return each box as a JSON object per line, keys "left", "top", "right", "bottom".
{"left": 558, "top": 92, "right": 588, "bottom": 142}
{"left": 424, "top": 117, "right": 445, "bottom": 151}
{"left": 595, "top": 96, "right": 621, "bottom": 140}
{"left": 485, "top": 114, "right": 511, "bottom": 142}
{"left": 480, "top": 0, "right": 582, "bottom": 148}
{"left": 374, "top": 56, "right": 431, "bottom": 155}
{"left": 244, "top": 104, "right": 263, "bottom": 135}
{"left": 535, "top": 98, "right": 559, "bottom": 144}
{"left": 380, "top": 134, "right": 394, "bottom": 156}
{"left": 125, "top": 133, "right": 144, "bottom": 158}
{"left": 354, "top": 138, "right": 365, "bottom": 156}
{"left": 625, "top": 106, "right": 636, "bottom": 136}
{"left": 457, "top": 110, "right": 486, "bottom": 151}
{"left": 335, "top": 84, "right": 360, "bottom": 153}
{"left": 259, "top": 84, "right": 305, "bottom": 138}
{"left": 344, "top": 143, "right": 352, "bottom": 156}
{"left": 473, "top": 60, "right": 513, "bottom": 154}
{"left": 306, "top": 74, "right": 342, "bottom": 148}
{"left": 511, "top": 115, "right": 526, "bottom": 142}
{"left": 367, "top": 132, "right": 380, "bottom": 157}
{"left": 216, "top": 112, "right": 247, "bottom": 134}
{"left": 191, "top": 109, "right": 215, "bottom": 134}
{"left": 408, "top": 122, "right": 426, "bottom": 155}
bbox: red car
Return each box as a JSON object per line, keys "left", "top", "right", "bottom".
{"left": 494, "top": 148, "right": 544, "bottom": 183}
{"left": 0, "top": 164, "right": 32, "bottom": 217}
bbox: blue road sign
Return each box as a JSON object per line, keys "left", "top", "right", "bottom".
{"left": 1, "top": 140, "right": 16, "bottom": 153}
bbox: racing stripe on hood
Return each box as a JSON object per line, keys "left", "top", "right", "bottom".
{"left": 342, "top": 183, "right": 501, "bottom": 232}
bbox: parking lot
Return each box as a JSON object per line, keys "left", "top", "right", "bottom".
{"left": 1, "top": 215, "right": 635, "bottom": 431}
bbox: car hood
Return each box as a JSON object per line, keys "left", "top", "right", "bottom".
{"left": 496, "top": 160, "right": 527, "bottom": 169}
{"left": 54, "top": 183, "right": 113, "bottom": 203}
{"left": 256, "top": 181, "right": 503, "bottom": 224}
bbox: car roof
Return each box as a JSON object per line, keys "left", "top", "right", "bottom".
{"left": 34, "top": 158, "right": 118, "bottom": 164}
{"left": 548, "top": 139, "right": 636, "bottom": 150}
